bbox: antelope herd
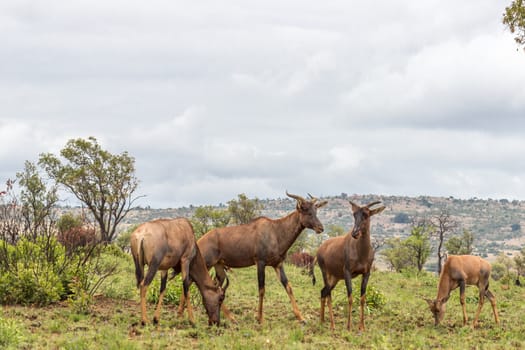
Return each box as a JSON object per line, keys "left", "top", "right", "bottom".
{"left": 131, "top": 192, "right": 501, "bottom": 332}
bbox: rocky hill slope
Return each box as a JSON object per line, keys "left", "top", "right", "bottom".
{"left": 120, "top": 194, "right": 525, "bottom": 260}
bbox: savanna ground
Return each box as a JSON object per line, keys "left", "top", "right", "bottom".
{"left": 1, "top": 254, "right": 524, "bottom": 350}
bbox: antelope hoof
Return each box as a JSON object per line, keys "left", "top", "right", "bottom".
{"left": 153, "top": 318, "right": 159, "bottom": 325}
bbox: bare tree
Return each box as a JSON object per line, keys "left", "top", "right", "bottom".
{"left": 430, "top": 209, "right": 458, "bottom": 274}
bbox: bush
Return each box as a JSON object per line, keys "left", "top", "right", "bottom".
{"left": 329, "top": 283, "right": 386, "bottom": 314}
{"left": 491, "top": 263, "right": 506, "bottom": 281}
{"left": 0, "top": 237, "right": 66, "bottom": 305}
{"left": 147, "top": 274, "right": 184, "bottom": 305}
{"left": 146, "top": 273, "right": 202, "bottom": 308}
{"left": 392, "top": 213, "right": 411, "bottom": 224}
{"left": 0, "top": 316, "right": 25, "bottom": 349}
{"left": 365, "top": 285, "right": 387, "bottom": 311}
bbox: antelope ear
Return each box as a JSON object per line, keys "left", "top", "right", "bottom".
{"left": 424, "top": 298, "right": 433, "bottom": 306}
{"left": 371, "top": 205, "right": 386, "bottom": 216}
{"left": 349, "top": 201, "right": 360, "bottom": 212}
{"left": 316, "top": 200, "right": 328, "bottom": 208}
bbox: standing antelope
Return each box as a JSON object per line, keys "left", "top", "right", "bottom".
{"left": 425, "top": 254, "right": 500, "bottom": 327}
{"left": 130, "top": 218, "right": 228, "bottom": 326}
{"left": 313, "top": 200, "right": 385, "bottom": 331}
{"left": 195, "top": 191, "right": 328, "bottom": 324}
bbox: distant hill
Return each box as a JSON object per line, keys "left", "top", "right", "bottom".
{"left": 119, "top": 194, "right": 525, "bottom": 261}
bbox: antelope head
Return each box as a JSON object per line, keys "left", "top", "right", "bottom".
{"left": 349, "top": 200, "right": 385, "bottom": 238}
{"left": 205, "top": 276, "right": 230, "bottom": 326}
{"left": 286, "top": 191, "right": 328, "bottom": 233}
{"left": 425, "top": 298, "right": 446, "bottom": 326}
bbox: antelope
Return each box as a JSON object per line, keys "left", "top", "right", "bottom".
{"left": 288, "top": 251, "right": 316, "bottom": 276}
{"left": 313, "top": 200, "right": 385, "bottom": 331}
{"left": 130, "top": 218, "right": 228, "bottom": 326}
{"left": 425, "top": 255, "right": 500, "bottom": 327}
{"left": 192, "top": 191, "right": 328, "bottom": 324}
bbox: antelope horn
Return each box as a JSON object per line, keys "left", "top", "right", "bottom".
{"left": 307, "top": 193, "right": 318, "bottom": 203}
{"left": 286, "top": 191, "right": 305, "bottom": 203}
{"left": 366, "top": 201, "right": 382, "bottom": 208}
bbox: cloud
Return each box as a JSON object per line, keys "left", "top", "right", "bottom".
{"left": 1, "top": 1, "right": 524, "bottom": 207}
{"left": 340, "top": 32, "right": 525, "bottom": 132}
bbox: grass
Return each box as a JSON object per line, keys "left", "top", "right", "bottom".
{"left": 1, "top": 255, "right": 525, "bottom": 349}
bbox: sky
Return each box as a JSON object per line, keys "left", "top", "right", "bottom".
{"left": 1, "top": 1, "right": 525, "bottom": 208}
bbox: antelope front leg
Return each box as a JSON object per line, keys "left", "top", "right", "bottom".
{"left": 181, "top": 258, "right": 195, "bottom": 325}
{"left": 359, "top": 273, "right": 370, "bottom": 331}
{"left": 214, "top": 265, "right": 238, "bottom": 324}
{"left": 320, "top": 295, "right": 326, "bottom": 323}
{"left": 275, "top": 265, "right": 305, "bottom": 323}
{"left": 344, "top": 268, "right": 353, "bottom": 331}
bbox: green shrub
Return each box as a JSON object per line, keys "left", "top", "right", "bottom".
{"left": 365, "top": 285, "right": 386, "bottom": 311}
{"left": 329, "top": 282, "right": 386, "bottom": 314}
{"left": 0, "top": 262, "right": 64, "bottom": 306}
{"left": 67, "top": 276, "right": 93, "bottom": 314}
{"left": 16, "top": 263, "right": 64, "bottom": 305}
{"left": 147, "top": 274, "right": 184, "bottom": 305}
{"left": 0, "top": 316, "right": 25, "bottom": 348}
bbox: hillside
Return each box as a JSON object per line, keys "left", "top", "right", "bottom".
{"left": 119, "top": 194, "right": 525, "bottom": 261}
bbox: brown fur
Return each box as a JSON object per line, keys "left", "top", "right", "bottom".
{"left": 190, "top": 192, "right": 328, "bottom": 324}
{"left": 425, "top": 255, "right": 499, "bottom": 327}
{"left": 130, "top": 218, "right": 227, "bottom": 326}
{"left": 313, "top": 201, "right": 385, "bottom": 331}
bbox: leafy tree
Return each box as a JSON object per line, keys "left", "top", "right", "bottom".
{"left": 495, "top": 252, "right": 515, "bottom": 285}
{"left": 56, "top": 212, "right": 83, "bottom": 234}
{"left": 115, "top": 224, "right": 138, "bottom": 252}
{"left": 403, "top": 226, "right": 432, "bottom": 272}
{"left": 325, "top": 224, "right": 345, "bottom": 238}
{"left": 227, "top": 193, "right": 263, "bottom": 225}
{"left": 191, "top": 205, "right": 230, "bottom": 238}
{"left": 39, "top": 137, "right": 140, "bottom": 243}
{"left": 16, "top": 161, "right": 59, "bottom": 241}
{"left": 56, "top": 212, "right": 97, "bottom": 256}
{"left": 491, "top": 262, "right": 507, "bottom": 281}
{"left": 392, "top": 212, "right": 410, "bottom": 224}
{"left": 503, "top": 0, "right": 525, "bottom": 51}
{"left": 513, "top": 248, "right": 525, "bottom": 285}
{"left": 445, "top": 229, "right": 474, "bottom": 255}
{"left": 380, "top": 237, "right": 413, "bottom": 272}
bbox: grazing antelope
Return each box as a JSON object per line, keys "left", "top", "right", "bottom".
{"left": 289, "top": 251, "right": 316, "bottom": 280}
{"left": 313, "top": 200, "right": 385, "bottom": 331}
{"left": 425, "top": 255, "right": 500, "bottom": 327}
{"left": 130, "top": 218, "right": 228, "bottom": 326}
{"left": 193, "top": 191, "right": 328, "bottom": 324}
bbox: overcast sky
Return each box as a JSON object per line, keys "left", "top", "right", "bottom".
{"left": 1, "top": 1, "right": 524, "bottom": 208}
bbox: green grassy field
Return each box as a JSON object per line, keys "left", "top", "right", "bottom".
{"left": 1, "top": 254, "right": 524, "bottom": 349}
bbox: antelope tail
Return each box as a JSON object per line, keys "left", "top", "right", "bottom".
{"left": 133, "top": 237, "right": 145, "bottom": 288}
{"left": 310, "top": 256, "right": 317, "bottom": 286}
